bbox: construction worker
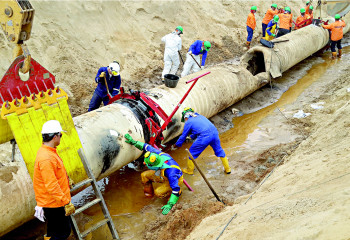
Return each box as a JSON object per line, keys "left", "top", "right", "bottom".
{"left": 265, "top": 15, "right": 279, "bottom": 41}
{"left": 246, "top": 6, "right": 257, "bottom": 49}
{"left": 161, "top": 26, "right": 183, "bottom": 81}
{"left": 181, "top": 40, "right": 211, "bottom": 77}
{"left": 295, "top": 8, "right": 308, "bottom": 30}
{"left": 305, "top": 1, "right": 311, "bottom": 13}
{"left": 262, "top": 4, "right": 278, "bottom": 38}
{"left": 174, "top": 107, "right": 231, "bottom": 175}
{"left": 88, "top": 61, "right": 121, "bottom": 112}
{"left": 277, "top": 7, "right": 293, "bottom": 37}
{"left": 124, "top": 134, "right": 183, "bottom": 215}
{"left": 322, "top": 14, "right": 346, "bottom": 59}
{"left": 33, "top": 120, "right": 75, "bottom": 240}
{"left": 306, "top": 5, "right": 314, "bottom": 20}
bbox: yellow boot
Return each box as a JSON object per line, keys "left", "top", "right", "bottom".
{"left": 220, "top": 157, "right": 231, "bottom": 174}
{"left": 331, "top": 52, "right": 337, "bottom": 59}
{"left": 338, "top": 49, "right": 342, "bottom": 58}
{"left": 44, "top": 235, "right": 51, "bottom": 240}
{"left": 182, "top": 159, "right": 194, "bottom": 175}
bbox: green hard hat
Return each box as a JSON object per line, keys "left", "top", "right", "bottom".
{"left": 335, "top": 14, "right": 341, "bottom": 20}
{"left": 273, "top": 15, "right": 280, "bottom": 22}
{"left": 309, "top": 6, "right": 314, "bottom": 10}
{"left": 204, "top": 41, "right": 211, "bottom": 51}
{"left": 176, "top": 26, "right": 183, "bottom": 34}
{"left": 300, "top": 8, "right": 306, "bottom": 13}
{"left": 181, "top": 107, "right": 194, "bottom": 122}
{"left": 251, "top": 6, "right": 257, "bottom": 11}
{"left": 285, "top": 7, "right": 291, "bottom": 12}
{"left": 144, "top": 151, "right": 163, "bottom": 168}
{"left": 306, "top": 1, "right": 310, "bottom": 5}
{"left": 271, "top": 4, "right": 277, "bottom": 8}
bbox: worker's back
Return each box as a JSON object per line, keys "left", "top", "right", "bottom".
{"left": 186, "top": 114, "right": 218, "bottom": 138}
{"left": 278, "top": 13, "right": 292, "bottom": 29}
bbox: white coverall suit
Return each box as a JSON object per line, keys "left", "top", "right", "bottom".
{"left": 161, "top": 32, "right": 182, "bottom": 78}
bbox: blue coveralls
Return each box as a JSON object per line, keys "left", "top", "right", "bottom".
{"left": 144, "top": 144, "right": 182, "bottom": 193}
{"left": 88, "top": 67, "right": 121, "bottom": 112}
{"left": 175, "top": 113, "right": 226, "bottom": 159}
{"left": 189, "top": 40, "right": 208, "bottom": 66}
{"left": 265, "top": 20, "right": 278, "bottom": 41}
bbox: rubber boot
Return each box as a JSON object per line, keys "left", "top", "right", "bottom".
{"left": 182, "top": 159, "right": 194, "bottom": 175}
{"left": 220, "top": 157, "right": 231, "bottom": 174}
{"left": 338, "top": 49, "right": 342, "bottom": 58}
{"left": 246, "top": 41, "right": 251, "bottom": 50}
{"left": 44, "top": 235, "right": 51, "bottom": 240}
{"left": 143, "top": 182, "right": 154, "bottom": 197}
{"left": 331, "top": 52, "right": 337, "bottom": 59}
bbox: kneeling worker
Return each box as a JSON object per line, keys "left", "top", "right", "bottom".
{"left": 125, "top": 134, "right": 183, "bottom": 215}
{"left": 265, "top": 15, "right": 279, "bottom": 41}
{"left": 181, "top": 40, "right": 211, "bottom": 77}
{"left": 174, "top": 107, "right": 231, "bottom": 175}
{"left": 88, "top": 61, "right": 121, "bottom": 112}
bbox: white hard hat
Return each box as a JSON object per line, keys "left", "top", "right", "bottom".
{"left": 41, "top": 120, "right": 66, "bottom": 134}
{"left": 109, "top": 62, "right": 120, "bottom": 76}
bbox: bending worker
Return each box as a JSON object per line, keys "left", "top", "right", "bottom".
{"left": 181, "top": 40, "right": 211, "bottom": 77}
{"left": 124, "top": 134, "right": 183, "bottom": 215}
{"left": 265, "top": 15, "right": 279, "bottom": 41}
{"left": 161, "top": 26, "right": 183, "bottom": 81}
{"left": 277, "top": 7, "right": 293, "bottom": 37}
{"left": 306, "top": 5, "right": 314, "bottom": 20}
{"left": 262, "top": 4, "right": 278, "bottom": 38}
{"left": 322, "top": 14, "right": 346, "bottom": 59}
{"left": 88, "top": 61, "right": 121, "bottom": 112}
{"left": 33, "top": 120, "right": 75, "bottom": 240}
{"left": 174, "top": 107, "right": 231, "bottom": 175}
{"left": 246, "top": 6, "right": 257, "bottom": 49}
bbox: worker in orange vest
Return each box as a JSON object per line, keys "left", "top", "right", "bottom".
{"left": 262, "top": 4, "right": 278, "bottom": 38}
{"left": 246, "top": 6, "right": 257, "bottom": 49}
{"left": 277, "top": 7, "right": 293, "bottom": 37}
{"left": 33, "top": 120, "right": 76, "bottom": 240}
{"left": 305, "top": 1, "right": 311, "bottom": 13}
{"left": 295, "top": 8, "right": 307, "bottom": 30}
{"left": 306, "top": 5, "right": 314, "bottom": 20}
{"left": 322, "top": 14, "right": 346, "bottom": 59}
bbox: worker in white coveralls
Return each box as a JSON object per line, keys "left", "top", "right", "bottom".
{"left": 161, "top": 26, "right": 183, "bottom": 81}
{"left": 181, "top": 40, "right": 211, "bottom": 78}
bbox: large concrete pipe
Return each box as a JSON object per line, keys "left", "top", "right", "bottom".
{"left": 241, "top": 15, "right": 350, "bottom": 78}
{"left": 0, "top": 15, "right": 349, "bottom": 237}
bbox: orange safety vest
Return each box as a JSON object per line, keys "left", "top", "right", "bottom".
{"left": 278, "top": 13, "right": 293, "bottom": 30}
{"left": 262, "top": 8, "right": 278, "bottom": 25}
{"left": 295, "top": 15, "right": 307, "bottom": 29}
{"left": 323, "top": 20, "right": 346, "bottom": 41}
{"left": 246, "top": 12, "right": 256, "bottom": 30}
{"left": 33, "top": 145, "right": 71, "bottom": 208}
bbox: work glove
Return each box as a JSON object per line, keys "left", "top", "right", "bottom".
{"left": 161, "top": 193, "right": 179, "bottom": 215}
{"left": 68, "top": 177, "right": 75, "bottom": 189}
{"left": 185, "top": 136, "right": 193, "bottom": 143}
{"left": 170, "top": 144, "right": 178, "bottom": 151}
{"left": 98, "top": 72, "right": 106, "bottom": 83}
{"left": 64, "top": 202, "right": 75, "bottom": 216}
{"left": 272, "top": 33, "right": 276, "bottom": 37}
{"left": 188, "top": 51, "right": 192, "bottom": 55}
{"left": 99, "top": 72, "right": 106, "bottom": 78}
{"left": 124, "top": 134, "right": 145, "bottom": 151}
{"left": 201, "top": 66, "right": 205, "bottom": 70}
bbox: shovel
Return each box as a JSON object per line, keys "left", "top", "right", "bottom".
{"left": 178, "top": 50, "right": 184, "bottom": 65}
{"left": 102, "top": 75, "right": 113, "bottom": 100}
{"left": 189, "top": 53, "right": 202, "bottom": 69}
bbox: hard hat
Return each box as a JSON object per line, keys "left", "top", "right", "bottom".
{"left": 41, "top": 120, "right": 65, "bottom": 134}
{"left": 109, "top": 62, "right": 120, "bottom": 76}
{"left": 144, "top": 151, "right": 163, "bottom": 168}
{"left": 335, "top": 14, "right": 341, "bottom": 20}
{"left": 306, "top": 1, "right": 310, "bottom": 5}
{"left": 251, "top": 6, "right": 257, "bottom": 11}
{"left": 181, "top": 107, "right": 194, "bottom": 122}
{"left": 284, "top": 7, "right": 291, "bottom": 12}
{"left": 204, "top": 41, "right": 211, "bottom": 51}
{"left": 300, "top": 8, "right": 306, "bottom": 13}
{"left": 273, "top": 15, "right": 280, "bottom": 22}
{"left": 271, "top": 4, "right": 277, "bottom": 8}
{"left": 176, "top": 26, "right": 183, "bottom": 34}
{"left": 309, "top": 6, "right": 313, "bottom": 10}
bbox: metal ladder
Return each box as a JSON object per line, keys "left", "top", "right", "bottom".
{"left": 70, "top": 148, "right": 120, "bottom": 240}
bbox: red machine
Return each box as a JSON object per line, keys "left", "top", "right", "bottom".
{"left": 108, "top": 72, "right": 211, "bottom": 149}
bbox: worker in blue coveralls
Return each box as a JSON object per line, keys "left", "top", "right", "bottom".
{"left": 88, "top": 61, "right": 121, "bottom": 112}
{"left": 174, "top": 107, "right": 231, "bottom": 175}
{"left": 181, "top": 40, "right": 211, "bottom": 77}
{"left": 124, "top": 134, "right": 183, "bottom": 215}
